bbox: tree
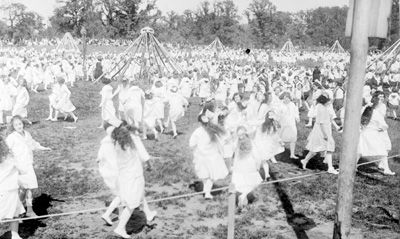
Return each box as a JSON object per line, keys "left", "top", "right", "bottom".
{"left": 304, "top": 6, "right": 348, "bottom": 47}
{"left": 96, "top": 0, "right": 161, "bottom": 38}
{"left": 0, "top": 3, "right": 44, "bottom": 41}
{"left": 245, "top": 0, "right": 277, "bottom": 48}
{"left": 50, "top": 0, "right": 101, "bottom": 37}
{"left": 186, "top": 0, "right": 240, "bottom": 45}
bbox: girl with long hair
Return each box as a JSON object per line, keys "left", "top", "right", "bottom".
{"left": 253, "top": 111, "right": 284, "bottom": 174}
{"left": 110, "top": 122, "right": 157, "bottom": 238}
{"left": 358, "top": 91, "right": 395, "bottom": 175}
{"left": 189, "top": 105, "right": 228, "bottom": 199}
{"left": 232, "top": 126, "right": 262, "bottom": 208}
{"left": 97, "top": 121, "right": 120, "bottom": 226}
{"left": 224, "top": 92, "right": 246, "bottom": 133}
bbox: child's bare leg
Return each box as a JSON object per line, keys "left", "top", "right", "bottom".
{"left": 301, "top": 151, "right": 317, "bottom": 169}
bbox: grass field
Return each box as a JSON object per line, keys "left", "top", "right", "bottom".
{"left": 0, "top": 80, "right": 399, "bottom": 239}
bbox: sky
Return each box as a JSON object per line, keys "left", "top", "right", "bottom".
{"left": 1, "top": 0, "right": 349, "bottom": 22}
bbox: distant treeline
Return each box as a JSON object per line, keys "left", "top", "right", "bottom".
{"left": 0, "top": 0, "right": 399, "bottom": 49}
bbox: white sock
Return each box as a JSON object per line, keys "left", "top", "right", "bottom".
{"left": 104, "top": 197, "right": 121, "bottom": 218}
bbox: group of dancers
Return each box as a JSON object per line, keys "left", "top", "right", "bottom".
{"left": 0, "top": 45, "right": 399, "bottom": 239}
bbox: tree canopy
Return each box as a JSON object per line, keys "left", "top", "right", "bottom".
{"left": 1, "top": 0, "right": 399, "bottom": 49}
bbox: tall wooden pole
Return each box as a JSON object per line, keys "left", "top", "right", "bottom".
{"left": 227, "top": 183, "right": 235, "bottom": 239}
{"left": 398, "top": 0, "right": 400, "bottom": 39}
{"left": 81, "top": 26, "right": 88, "bottom": 81}
{"left": 333, "top": 0, "right": 371, "bottom": 238}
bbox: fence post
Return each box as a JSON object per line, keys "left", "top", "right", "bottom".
{"left": 227, "top": 183, "right": 235, "bottom": 239}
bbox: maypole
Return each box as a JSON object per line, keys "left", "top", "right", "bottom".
{"left": 334, "top": 0, "right": 392, "bottom": 238}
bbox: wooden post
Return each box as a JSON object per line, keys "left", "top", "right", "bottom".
{"left": 227, "top": 183, "right": 235, "bottom": 239}
{"left": 333, "top": 0, "right": 371, "bottom": 238}
{"left": 81, "top": 26, "right": 87, "bottom": 81}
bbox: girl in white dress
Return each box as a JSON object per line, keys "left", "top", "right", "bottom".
{"left": 53, "top": 77, "right": 78, "bottom": 122}
{"left": 0, "top": 77, "right": 17, "bottom": 124}
{"left": 358, "top": 92, "right": 395, "bottom": 175}
{"left": 142, "top": 91, "right": 159, "bottom": 141}
{"left": 253, "top": 111, "right": 284, "bottom": 175}
{"left": 301, "top": 94, "right": 339, "bottom": 174}
{"left": 179, "top": 74, "right": 193, "bottom": 99}
{"left": 46, "top": 80, "right": 61, "bottom": 121}
{"left": 124, "top": 81, "right": 145, "bottom": 128}
{"left": 6, "top": 116, "right": 51, "bottom": 217}
{"left": 110, "top": 123, "right": 157, "bottom": 238}
{"left": 305, "top": 83, "right": 322, "bottom": 127}
{"left": 198, "top": 75, "right": 211, "bottom": 104}
{"left": 12, "top": 78, "right": 30, "bottom": 120}
{"left": 245, "top": 88, "right": 262, "bottom": 124}
{"left": 113, "top": 78, "right": 130, "bottom": 120}
{"left": 189, "top": 107, "right": 228, "bottom": 199}
{"left": 278, "top": 92, "right": 300, "bottom": 159}
{"left": 224, "top": 93, "right": 246, "bottom": 133}
{"left": 151, "top": 79, "right": 167, "bottom": 132}
{"left": 97, "top": 121, "right": 120, "bottom": 226}
{"left": 232, "top": 126, "right": 262, "bottom": 208}
{"left": 43, "top": 64, "right": 54, "bottom": 91}
{"left": 166, "top": 85, "right": 188, "bottom": 138}
{"left": 0, "top": 135, "right": 25, "bottom": 239}
{"left": 99, "top": 78, "right": 117, "bottom": 128}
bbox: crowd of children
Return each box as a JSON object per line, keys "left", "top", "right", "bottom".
{"left": 0, "top": 44, "right": 399, "bottom": 238}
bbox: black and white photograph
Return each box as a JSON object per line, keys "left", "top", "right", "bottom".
{"left": 0, "top": 0, "right": 399, "bottom": 238}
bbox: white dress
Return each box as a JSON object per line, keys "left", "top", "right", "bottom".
{"left": 6, "top": 131, "right": 43, "bottom": 189}
{"left": 151, "top": 85, "right": 166, "bottom": 119}
{"left": 12, "top": 87, "right": 30, "bottom": 118}
{"left": 55, "top": 84, "right": 76, "bottom": 113}
{"left": 245, "top": 95, "right": 260, "bottom": 122}
{"left": 117, "top": 85, "right": 130, "bottom": 112}
{"left": 100, "top": 85, "right": 117, "bottom": 122}
{"left": 252, "top": 127, "right": 284, "bottom": 166}
{"left": 198, "top": 78, "right": 211, "bottom": 98}
{"left": 143, "top": 98, "right": 158, "bottom": 128}
{"left": 97, "top": 135, "right": 119, "bottom": 195}
{"left": 0, "top": 158, "right": 26, "bottom": 219}
{"left": 278, "top": 102, "right": 299, "bottom": 143}
{"left": 189, "top": 127, "right": 228, "bottom": 180}
{"left": 232, "top": 151, "right": 262, "bottom": 194}
{"left": 306, "top": 104, "right": 335, "bottom": 152}
{"left": 224, "top": 102, "right": 245, "bottom": 132}
{"left": 124, "top": 86, "right": 145, "bottom": 124}
{"left": 179, "top": 77, "right": 193, "bottom": 98}
{"left": 0, "top": 82, "right": 17, "bottom": 111}
{"left": 167, "top": 92, "right": 188, "bottom": 122}
{"left": 116, "top": 135, "right": 149, "bottom": 209}
{"left": 358, "top": 106, "right": 391, "bottom": 156}
{"left": 49, "top": 83, "right": 61, "bottom": 107}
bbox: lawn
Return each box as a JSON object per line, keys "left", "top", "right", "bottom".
{"left": 0, "top": 80, "right": 399, "bottom": 239}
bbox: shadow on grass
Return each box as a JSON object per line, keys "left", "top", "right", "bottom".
{"left": 271, "top": 172, "right": 316, "bottom": 239}
{"left": 276, "top": 149, "right": 335, "bottom": 171}
{"left": 0, "top": 194, "right": 63, "bottom": 239}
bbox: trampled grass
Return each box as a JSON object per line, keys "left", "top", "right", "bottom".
{"left": 0, "top": 81, "right": 399, "bottom": 239}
